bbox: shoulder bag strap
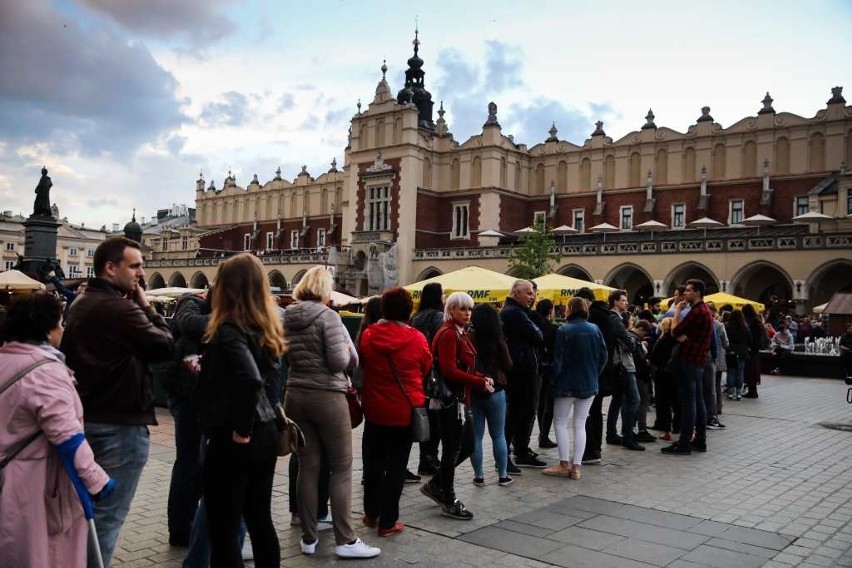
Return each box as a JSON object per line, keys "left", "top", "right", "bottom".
{"left": 0, "top": 359, "right": 56, "bottom": 470}
{"left": 386, "top": 355, "right": 415, "bottom": 410}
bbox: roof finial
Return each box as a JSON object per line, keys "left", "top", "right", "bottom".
{"left": 438, "top": 101, "right": 445, "bottom": 119}
{"left": 413, "top": 18, "right": 419, "bottom": 54}
{"left": 642, "top": 109, "right": 656, "bottom": 129}
{"left": 758, "top": 92, "right": 775, "bottom": 115}
{"left": 546, "top": 122, "right": 558, "bottom": 142}
{"left": 381, "top": 59, "right": 387, "bottom": 80}
{"left": 132, "top": 207, "right": 136, "bottom": 222}
{"left": 356, "top": 98, "right": 362, "bottom": 114}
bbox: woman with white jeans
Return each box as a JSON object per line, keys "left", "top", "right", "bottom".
{"left": 544, "top": 297, "right": 608, "bottom": 480}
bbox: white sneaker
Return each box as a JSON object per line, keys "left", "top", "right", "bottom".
{"left": 241, "top": 542, "right": 254, "bottom": 561}
{"left": 300, "top": 539, "right": 317, "bottom": 555}
{"left": 335, "top": 538, "right": 381, "bottom": 559}
{"left": 318, "top": 513, "right": 334, "bottom": 532}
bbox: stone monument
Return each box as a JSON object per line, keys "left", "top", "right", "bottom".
{"left": 21, "top": 167, "right": 62, "bottom": 281}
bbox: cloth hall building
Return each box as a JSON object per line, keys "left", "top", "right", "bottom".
{"left": 145, "top": 36, "right": 852, "bottom": 312}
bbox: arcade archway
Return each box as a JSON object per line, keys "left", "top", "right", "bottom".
{"left": 731, "top": 261, "right": 793, "bottom": 305}
{"left": 664, "top": 262, "right": 720, "bottom": 296}
{"left": 556, "top": 264, "right": 594, "bottom": 281}
{"left": 807, "top": 259, "right": 852, "bottom": 307}
{"left": 190, "top": 271, "right": 209, "bottom": 289}
{"left": 167, "top": 272, "right": 187, "bottom": 288}
{"left": 268, "top": 270, "right": 287, "bottom": 291}
{"left": 415, "top": 266, "right": 442, "bottom": 282}
{"left": 605, "top": 263, "right": 654, "bottom": 306}
{"left": 148, "top": 272, "right": 166, "bottom": 289}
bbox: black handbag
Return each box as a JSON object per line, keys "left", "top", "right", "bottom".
{"left": 423, "top": 327, "right": 464, "bottom": 403}
{"left": 386, "top": 356, "right": 430, "bottom": 442}
{"left": 725, "top": 350, "right": 740, "bottom": 368}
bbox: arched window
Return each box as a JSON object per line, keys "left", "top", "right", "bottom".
{"left": 775, "top": 137, "right": 790, "bottom": 174}
{"left": 557, "top": 161, "right": 568, "bottom": 192}
{"left": 655, "top": 149, "right": 668, "bottom": 184}
{"left": 579, "top": 158, "right": 591, "bottom": 191}
{"left": 742, "top": 141, "right": 757, "bottom": 177}
{"left": 604, "top": 155, "right": 615, "bottom": 188}
{"left": 451, "top": 159, "right": 460, "bottom": 190}
{"left": 500, "top": 158, "right": 508, "bottom": 187}
{"left": 359, "top": 124, "right": 368, "bottom": 150}
{"left": 847, "top": 130, "right": 852, "bottom": 171}
{"left": 629, "top": 152, "right": 641, "bottom": 187}
{"left": 471, "top": 157, "right": 482, "bottom": 188}
{"left": 534, "top": 163, "right": 545, "bottom": 195}
{"left": 683, "top": 147, "right": 696, "bottom": 182}
{"left": 809, "top": 132, "right": 825, "bottom": 172}
{"left": 712, "top": 143, "right": 726, "bottom": 179}
{"left": 320, "top": 189, "right": 329, "bottom": 214}
{"left": 290, "top": 192, "right": 297, "bottom": 217}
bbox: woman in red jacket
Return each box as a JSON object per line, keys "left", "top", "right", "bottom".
{"left": 420, "top": 292, "right": 494, "bottom": 521}
{"left": 359, "top": 287, "right": 431, "bottom": 537}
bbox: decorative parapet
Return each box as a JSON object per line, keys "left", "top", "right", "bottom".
{"left": 351, "top": 230, "right": 395, "bottom": 244}
{"left": 412, "top": 232, "right": 852, "bottom": 260}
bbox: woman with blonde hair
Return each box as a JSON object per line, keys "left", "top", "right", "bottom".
{"left": 284, "top": 266, "right": 381, "bottom": 559}
{"left": 199, "top": 253, "right": 286, "bottom": 567}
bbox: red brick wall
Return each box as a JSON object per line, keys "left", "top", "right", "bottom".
{"left": 198, "top": 216, "right": 341, "bottom": 255}
{"left": 415, "top": 191, "right": 480, "bottom": 248}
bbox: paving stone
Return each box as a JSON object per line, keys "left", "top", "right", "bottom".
{"left": 458, "top": 526, "right": 564, "bottom": 560}
{"left": 537, "top": 543, "right": 657, "bottom": 568}
{"left": 705, "top": 536, "right": 778, "bottom": 559}
{"left": 509, "top": 510, "right": 586, "bottom": 531}
{"left": 492, "top": 520, "right": 555, "bottom": 538}
{"left": 577, "top": 515, "right": 709, "bottom": 550}
{"left": 686, "top": 543, "right": 776, "bottom": 568}
{"left": 601, "top": 537, "right": 685, "bottom": 566}
{"left": 715, "top": 524, "right": 793, "bottom": 550}
{"left": 545, "top": 525, "right": 626, "bottom": 549}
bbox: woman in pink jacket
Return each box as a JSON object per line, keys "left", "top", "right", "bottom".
{"left": 0, "top": 292, "right": 113, "bottom": 568}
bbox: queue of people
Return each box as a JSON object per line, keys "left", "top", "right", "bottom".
{"left": 1, "top": 237, "right": 796, "bottom": 567}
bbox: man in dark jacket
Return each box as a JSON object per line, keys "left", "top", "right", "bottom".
{"left": 62, "top": 237, "right": 174, "bottom": 567}
{"left": 500, "top": 280, "right": 545, "bottom": 470}
{"left": 160, "top": 292, "right": 209, "bottom": 546}
{"left": 605, "top": 290, "right": 644, "bottom": 451}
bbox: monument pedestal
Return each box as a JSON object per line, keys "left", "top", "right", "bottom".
{"left": 21, "top": 215, "right": 61, "bottom": 280}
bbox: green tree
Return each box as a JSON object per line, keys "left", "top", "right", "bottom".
{"left": 507, "top": 219, "right": 561, "bottom": 279}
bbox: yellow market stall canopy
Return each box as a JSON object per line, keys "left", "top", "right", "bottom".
{"left": 533, "top": 274, "right": 614, "bottom": 303}
{"left": 405, "top": 266, "right": 516, "bottom": 305}
{"left": 660, "top": 292, "right": 765, "bottom": 312}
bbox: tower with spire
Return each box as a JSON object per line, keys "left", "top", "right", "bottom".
{"left": 396, "top": 27, "right": 435, "bottom": 130}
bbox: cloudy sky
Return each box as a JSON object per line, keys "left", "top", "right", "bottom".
{"left": 1, "top": 0, "right": 850, "bottom": 228}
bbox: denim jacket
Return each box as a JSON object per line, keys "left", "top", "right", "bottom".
{"left": 552, "top": 316, "right": 608, "bottom": 399}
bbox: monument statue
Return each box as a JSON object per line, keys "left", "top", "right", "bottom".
{"left": 33, "top": 167, "right": 53, "bottom": 217}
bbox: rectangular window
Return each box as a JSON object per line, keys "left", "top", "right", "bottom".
{"left": 572, "top": 209, "right": 585, "bottom": 233}
{"left": 316, "top": 228, "right": 326, "bottom": 248}
{"left": 619, "top": 206, "right": 633, "bottom": 230}
{"left": 243, "top": 233, "right": 251, "bottom": 251}
{"left": 181, "top": 236, "right": 188, "bottom": 250}
{"left": 672, "top": 203, "right": 685, "bottom": 229}
{"left": 67, "top": 263, "right": 79, "bottom": 276}
{"left": 847, "top": 193, "right": 852, "bottom": 215}
{"left": 452, "top": 202, "right": 470, "bottom": 239}
{"left": 69, "top": 247, "right": 78, "bottom": 257}
{"left": 86, "top": 266, "right": 94, "bottom": 278}
{"left": 290, "top": 230, "right": 299, "bottom": 249}
{"left": 4, "top": 242, "right": 14, "bottom": 251}
{"left": 4, "top": 260, "right": 15, "bottom": 271}
{"left": 366, "top": 186, "right": 390, "bottom": 231}
{"left": 533, "top": 210, "right": 546, "bottom": 229}
{"left": 87, "top": 248, "right": 94, "bottom": 257}
{"left": 266, "top": 232, "right": 274, "bottom": 250}
{"left": 795, "top": 196, "right": 810, "bottom": 216}
{"left": 729, "top": 199, "right": 744, "bottom": 225}
{"left": 162, "top": 239, "right": 168, "bottom": 252}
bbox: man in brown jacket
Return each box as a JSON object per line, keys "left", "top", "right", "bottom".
{"left": 62, "top": 236, "right": 173, "bottom": 567}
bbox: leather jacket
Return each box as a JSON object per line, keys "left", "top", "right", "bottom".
{"left": 61, "top": 278, "right": 174, "bottom": 425}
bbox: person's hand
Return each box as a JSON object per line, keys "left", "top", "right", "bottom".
{"left": 483, "top": 377, "right": 495, "bottom": 393}
{"left": 130, "top": 282, "right": 151, "bottom": 308}
{"left": 47, "top": 270, "right": 56, "bottom": 279}
{"left": 232, "top": 431, "right": 251, "bottom": 444}
{"left": 93, "top": 478, "right": 116, "bottom": 501}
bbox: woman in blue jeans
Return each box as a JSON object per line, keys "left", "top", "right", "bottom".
{"left": 468, "top": 304, "right": 514, "bottom": 487}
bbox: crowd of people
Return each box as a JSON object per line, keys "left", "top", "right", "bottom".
{"left": 0, "top": 235, "right": 826, "bottom": 567}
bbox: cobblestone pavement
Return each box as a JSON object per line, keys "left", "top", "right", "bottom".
{"left": 112, "top": 374, "right": 852, "bottom": 567}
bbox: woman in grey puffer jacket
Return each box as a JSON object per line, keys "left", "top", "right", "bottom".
{"left": 283, "top": 266, "right": 381, "bottom": 559}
